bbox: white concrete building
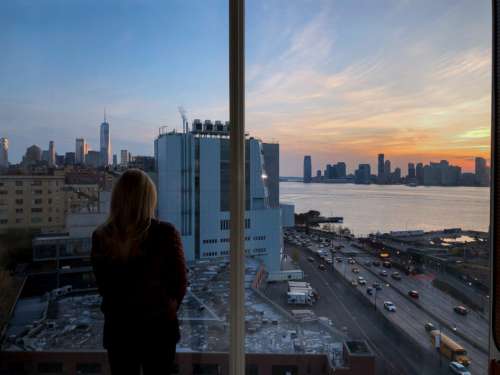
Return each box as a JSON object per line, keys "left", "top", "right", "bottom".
{"left": 0, "top": 138, "right": 8, "bottom": 168}
{"left": 155, "top": 121, "right": 282, "bottom": 271}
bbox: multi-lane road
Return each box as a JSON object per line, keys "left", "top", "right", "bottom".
{"left": 282, "top": 234, "right": 488, "bottom": 375}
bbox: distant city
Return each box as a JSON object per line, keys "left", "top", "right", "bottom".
{"left": 300, "top": 154, "right": 490, "bottom": 187}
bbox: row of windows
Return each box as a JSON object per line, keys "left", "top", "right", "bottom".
{"left": 0, "top": 217, "right": 54, "bottom": 225}
{"left": 202, "top": 239, "right": 218, "bottom": 244}
{"left": 202, "top": 248, "right": 267, "bottom": 257}
{"left": 205, "top": 235, "right": 267, "bottom": 244}
{"left": 220, "top": 218, "right": 252, "bottom": 230}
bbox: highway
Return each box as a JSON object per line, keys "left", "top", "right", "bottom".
{"left": 301, "top": 236, "right": 488, "bottom": 375}
{"left": 280, "top": 243, "right": 453, "bottom": 375}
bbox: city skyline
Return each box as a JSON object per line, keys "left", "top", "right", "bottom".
{"left": 0, "top": 1, "right": 491, "bottom": 175}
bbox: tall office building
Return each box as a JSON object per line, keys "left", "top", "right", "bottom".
{"left": 75, "top": 138, "right": 86, "bottom": 164}
{"left": 377, "top": 153, "right": 385, "bottom": 181}
{"left": 155, "top": 122, "right": 282, "bottom": 271}
{"left": 475, "top": 157, "right": 489, "bottom": 186}
{"left": 303, "top": 155, "right": 312, "bottom": 183}
{"left": 384, "top": 160, "right": 391, "bottom": 178}
{"left": 48, "top": 141, "right": 56, "bottom": 167}
{"left": 408, "top": 163, "right": 416, "bottom": 180}
{"left": 262, "top": 143, "right": 280, "bottom": 208}
{"left": 112, "top": 154, "right": 118, "bottom": 168}
{"left": 416, "top": 163, "right": 424, "bottom": 185}
{"left": 120, "top": 149, "right": 129, "bottom": 167}
{"left": 355, "top": 164, "right": 371, "bottom": 184}
{"left": 0, "top": 138, "right": 9, "bottom": 168}
{"left": 100, "top": 111, "right": 111, "bottom": 167}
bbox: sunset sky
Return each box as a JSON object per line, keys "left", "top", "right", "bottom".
{"left": 0, "top": 0, "right": 491, "bottom": 175}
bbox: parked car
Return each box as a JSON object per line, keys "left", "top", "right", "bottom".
{"left": 454, "top": 306, "right": 468, "bottom": 315}
{"left": 383, "top": 301, "right": 396, "bottom": 312}
{"left": 424, "top": 322, "right": 435, "bottom": 332}
{"left": 449, "top": 361, "right": 471, "bottom": 375}
{"left": 382, "top": 261, "right": 392, "bottom": 268}
{"left": 348, "top": 258, "right": 356, "bottom": 265}
{"left": 372, "top": 261, "right": 381, "bottom": 267}
{"left": 372, "top": 283, "right": 382, "bottom": 291}
{"left": 352, "top": 267, "right": 360, "bottom": 274}
{"left": 379, "top": 270, "right": 388, "bottom": 277}
{"left": 351, "top": 279, "right": 358, "bottom": 287}
{"left": 318, "top": 264, "right": 326, "bottom": 271}
{"left": 391, "top": 272, "right": 402, "bottom": 280}
{"left": 408, "top": 290, "right": 419, "bottom": 299}
{"left": 358, "top": 277, "right": 366, "bottom": 285}
{"left": 307, "top": 257, "right": 315, "bottom": 262}
{"left": 366, "top": 287, "right": 374, "bottom": 295}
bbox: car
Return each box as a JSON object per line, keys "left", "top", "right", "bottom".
{"left": 364, "top": 260, "right": 371, "bottom": 267}
{"left": 372, "top": 283, "right": 382, "bottom": 291}
{"left": 383, "top": 261, "right": 392, "bottom": 268}
{"left": 449, "top": 361, "right": 471, "bottom": 375}
{"left": 379, "top": 270, "right": 388, "bottom": 277}
{"left": 307, "top": 257, "right": 314, "bottom": 262}
{"left": 391, "top": 272, "right": 401, "bottom": 280}
{"left": 318, "top": 264, "right": 326, "bottom": 271}
{"left": 348, "top": 259, "right": 356, "bottom": 265}
{"left": 351, "top": 267, "right": 360, "bottom": 274}
{"left": 372, "top": 261, "right": 380, "bottom": 267}
{"left": 358, "top": 278, "right": 366, "bottom": 286}
{"left": 336, "top": 257, "right": 343, "bottom": 263}
{"left": 383, "top": 301, "right": 396, "bottom": 312}
{"left": 366, "top": 287, "right": 374, "bottom": 295}
{"left": 408, "top": 290, "right": 419, "bottom": 299}
{"left": 424, "top": 322, "right": 435, "bottom": 332}
{"left": 454, "top": 306, "right": 468, "bottom": 315}
{"left": 351, "top": 279, "right": 358, "bottom": 287}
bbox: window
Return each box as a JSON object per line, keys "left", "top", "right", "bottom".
{"left": 75, "top": 363, "right": 101, "bottom": 374}
{"left": 202, "top": 239, "right": 218, "bottom": 244}
{"left": 31, "top": 217, "right": 43, "bottom": 224}
{"left": 220, "top": 219, "right": 230, "bottom": 230}
{"left": 245, "top": 218, "right": 251, "bottom": 229}
{"left": 15, "top": 208, "right": 23, "bottom": 214}
{"left": 31, "top": 208, "right": 43, "bottom": 213}
{"left": 15, "top": 218, "right": 22, "bottom": 224}
{"left": 33, "top": 198, "right": 42, "bottom": 205}
{"left": 33, "top": 189, "right": 43, "bottom": 195}
{"left": 253, "top": 236, "right": 266, "bottom": 241}
{"left": 15, "top": 199, "right": 23, "bottom": 205}
{"left": 0, "top": 190, "right": 7, "bottom": 195}
{"left": 0, "top": 219, "right": 7, "bottom": 225}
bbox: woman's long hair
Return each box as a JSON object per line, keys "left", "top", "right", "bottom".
{"left": 100, "top": 169, "right": 157, "bottom": 260}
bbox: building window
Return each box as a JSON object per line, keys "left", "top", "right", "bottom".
{"left": 15, "top": 199, "right": 23, "bottom": 205}
{"left": 220, "top": 238, "right": 229, "bottom": 243}
{"left": 15, "top": 218, "right": 23, "bottom": 224}
{"left": 220, "top": 219, "right": 230, "bottom": 230}
{"left": 37, "top": 362, "right": 63, "bottom": 373}
{"left": 202, "top": 239, "right": 218, "bottom": 244}
{"left": 16, "top": 208, "right": 23, "bottom": 214}
{"left": 31, "top": 217, "right": 43, "bottom": 224}
{"left": 245, "top": 236, "right": 250, "bottom": 241}
{"left": 15, "top": 181, "right": 23, "bottom": 186}
{"left": 33, "top": 189, "right": 43, "bottom": 195}
{"left": 0, "top": 190, "right": 7, "bottom": 195}
{"left": 253, "top": 248, "right": 266, "bottom": 254}
{"left": 48, "top": 198, "right": 53, "bottom": 204}
{"left": 245, "top": 218, "right": 251, "bottom": 229}
{"left": 253, "top": 235, "right": 266, "bottom": 241}
{"left": 33, "top": 198, "right": 43, "bottom": 205}
{"left": 76, "top": 363, "right": 102, "bottom": 374}
{"left": 31, "top": 208, "right": 43, "bottom": 213}
{"left": 0, "top": 219, "right": 7, "bottom": 225}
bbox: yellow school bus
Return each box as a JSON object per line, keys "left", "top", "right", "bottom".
{"left": 430, "top": 330, "right": 470, "bottom": 367}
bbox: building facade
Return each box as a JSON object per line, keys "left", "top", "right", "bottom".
{"left": 303, "top": 155, "right": 312, "bottom": 183}
{"left": 155, "top": 124, "right": 282, "bottom": 271}
{"left": 99, "top": 117, "right": 111, "bottom": 167}
{"left": 75, "top": 139, "right": 85, "bottom": 165}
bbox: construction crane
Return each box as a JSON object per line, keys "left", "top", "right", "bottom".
{"left": 178, "top": 106, "right": 188, "bottom": 133}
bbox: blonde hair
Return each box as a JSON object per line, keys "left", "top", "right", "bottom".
{"left": 101, "top": 169, "right": 157, "bottom": 259}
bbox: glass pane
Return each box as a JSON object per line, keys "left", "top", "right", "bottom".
{"left": 0, "top": 1, "right": 229, "bottom": 373}
{"left": 247, "top": 1, "right": 490, "bottom": 374}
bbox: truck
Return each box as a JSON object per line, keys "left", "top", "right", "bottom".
{"left": 429, "top": 330, "right": 471, "bottom": 367}
{"left": 287, "top": 291, "right": 313, "bottom": 306}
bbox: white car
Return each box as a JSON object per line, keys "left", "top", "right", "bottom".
{"left": 448, "top": 361, "right": 471, "bottom": 375}
{"left": 357, "top": 277, "right": 366, "bottom": 285}
{"left": 383, "top": 301, "right": 396, "bottom": 312}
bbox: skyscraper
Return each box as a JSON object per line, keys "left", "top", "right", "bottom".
{"left": 48, "top": 141, "right": 56, "bottom": 167}
{"left": 100, "top": 111, "right": 111, "bottom": 167}
{"left": 75, "top": 138, "right": 85, "bottom": 165}
{"left": 384, "top": 160, "right": 391, "bottom": 178}
{"left": 0, "top": 138, "right": 9, "bottom": 168}
{"left": 303, "top": 155, "right": 312, "bottom": 183}
{"left": 120, "top": 149, "right": 129, "bottom": 167}
{"left": 475, "top": 157, "right": 489, "bottom": 186}
{"left": 377, "top": 154, "right": 384, "bottom": 183}
{"left": 416, "top": 163, "right": 424, "bottom": 185}
{"left": 408, "top": 163, "right": 416, "bottom": 180}
{"left": 355, "top": 164, "right": 371, "bottom": 184}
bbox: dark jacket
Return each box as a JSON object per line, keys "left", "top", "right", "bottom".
{"left": 91, "top": 219, "right": 187, "bottom": 349}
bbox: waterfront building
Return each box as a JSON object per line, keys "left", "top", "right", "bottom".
{"left": 335, "top": 162, "right": 347, "bottom": 178}
{"left": 75, "top": 138, "right": 86, "bottom": 165}
{"left": 99, "top": 113, "right": 111, "bottom": 167}
{"left": 48, "top": 141, "right": 56, "bottom": 167}
{"left": 303, "top": 155, "right": 312, "bottom": 183}
{"left": 0, "top": 137, "right": 8, "bottom": 168}
{"left": 377, "top": 153, "right": 384, "bottom": 183}
{"left": 393, "top": 167, "right": 401, "bottom": 183}
{"left": 408, "top": 163, "right": 416, "bottom": 180}
{"left": 416, "top": 163, "right": 424, "bottom": 185}
{"left": 384, "top": 160, "right": 391, "bottom": 181}
{"left": 355, "top": 164, "right": 371, "bottom": 184}
{"left": 460, "top": 172, "right": 476, "bottom": 186}
{"left": 475, "top": 157, "right": 489, "bottom": 186}
{"left": 155, "top": 122, "right": 282, "bottom": 271}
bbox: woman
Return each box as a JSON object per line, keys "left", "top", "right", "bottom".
{"left": 91, "top": 169, "right": 187, "bottom": 375}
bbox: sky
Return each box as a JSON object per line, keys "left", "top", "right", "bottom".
{"left": 0, "top": 0, "right": 491, "bottom": 175}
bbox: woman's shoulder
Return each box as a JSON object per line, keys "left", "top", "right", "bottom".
{"left": 149, "top": 219, "right": 180, "bottom": 237}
